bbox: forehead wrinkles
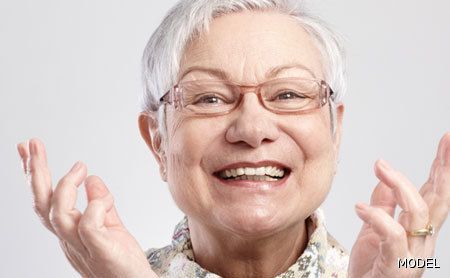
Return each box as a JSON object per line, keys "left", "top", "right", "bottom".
{"left": 180, "top": 12, "right": 324, "bottom": 83}
{"left": 233, "top": 54, "right": 265, "bottom": 83}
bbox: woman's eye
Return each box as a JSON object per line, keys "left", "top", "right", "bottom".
{"left": 194, "top": 94, "right": 225, "bottom": 105}
{"left": 274, "top": 91, "right": 307, "bottom": 100}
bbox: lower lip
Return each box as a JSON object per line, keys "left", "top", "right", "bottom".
{"left": 213, "top": 172, "right": 290, "bottom": 190}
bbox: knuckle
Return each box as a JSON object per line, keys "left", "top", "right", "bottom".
{"left": 32, "top": 201, "right": 47, "bottom": 217}
{"left": 57, "top": 175, "right": 74, "bottom": 187}
{"left": 77, "top": 221, "right": 95, "bottom": 236}
{"left": 92, "top": 198, "right": 105, "bottom": 208}
{"left": 78, "top": 204, "right": 103, "bottom": 236}
{"left": 371, "top": 207, "right": 385, "bottom": 217}
{"left": 372, "top": 207, "right": 383, "bottom": 214}
{"left": 412, "top": 201, "right": 429, "bottom": 219}
{"left": 390, "top": 226, "right": 406, "bottom": 240}
{"left": 49, "top": 208, "right": 65, "bottom": 229}
{"left": 78, "top": 216, "right": 95, "bottom": 235}
{"left": 87, "top": 199, "right": 105, "bottom": 212}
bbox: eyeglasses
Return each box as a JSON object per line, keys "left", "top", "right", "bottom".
{"left": 159, "top": 77, "right": 334, "bottom": 116}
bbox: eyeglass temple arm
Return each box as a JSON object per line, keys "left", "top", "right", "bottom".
{"left": 159, "top": 90, "right": 171, "bottom": 105}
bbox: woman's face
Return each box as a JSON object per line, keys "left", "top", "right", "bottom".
{"left": 161, "top": 11, "right": 344, "bottom": 236}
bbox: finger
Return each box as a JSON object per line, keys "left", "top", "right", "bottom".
{"left": 78, "top": 193, "right": 115, "bottom": 255}
{"left": 419, "top": 137, "right": 445, "bottom": 201}
{"left": 434, "top": 133, "right": 450, "bottom": 201}
{"left": 49, "top": 161, "right": 88, "bottom": 254}
{"left": 84, "top": 175, "right": 124, "bottom": 227}
{"left": 427, "top": 132, "right": 450, "bottom": 232}
{"left": 370, "top": 181, "right": 397, "bottom": 217}
{"left": 27, "top": 138, "right": 55, "bottom": 232}
{"left": 355, "top": 203, "right": 408, "bottom": 266}
{"left": 17, "top": 141, "right": 29, "bottom": 175}
{"left": 375, "top": 159, "right": 429, "bottom": 231}
{"left": 355, "top": 181, "right": 397, "bottom": 237}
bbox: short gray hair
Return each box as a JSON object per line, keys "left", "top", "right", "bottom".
{"left": 141, "top": 0, "right": 346, "bottom": 136}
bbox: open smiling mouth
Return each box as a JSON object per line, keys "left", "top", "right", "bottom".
{"left": 213, "top": 166, "right": 291, "bottom": 182}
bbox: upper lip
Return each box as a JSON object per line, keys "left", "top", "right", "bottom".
{"left": 213, "top": 160, "right": 290, "bottom": 174}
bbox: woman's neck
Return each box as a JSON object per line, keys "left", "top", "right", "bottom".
{"left": 189, "top": 218, "right": 308, "bottom": 278}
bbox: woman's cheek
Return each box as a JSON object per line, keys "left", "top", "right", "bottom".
{"left": 281, "top": 112, "right": 332, "bottom": 154}
{"left": 287, "top": 115, "right": 336, "bottom": 205}
{"left": 167, "top": 162, "right": 207, "bottom": 216}
{"left": 166, "top": 126, "right": 216, "bottom": 215}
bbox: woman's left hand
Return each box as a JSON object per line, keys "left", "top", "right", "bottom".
{"left": 18, "top": 139, "right": 158, "bottom": 278}
{"left": 349, "top": 132, "right": 450, "bottom": 278}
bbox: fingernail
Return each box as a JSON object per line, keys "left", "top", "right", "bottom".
{"left": 378, "top": 159, "right": 392, "bottom": 171}
{"left": 355, "top": 203, "right": 368, "bottom": 212}
{"left": 70, "top": 161, "right": 82, "bottom": 172}
{"left": 355, "top": 203, "right": 371, "bottom": 217}
{"left": 355, "top": 203, "right": 371, "bottom": 222}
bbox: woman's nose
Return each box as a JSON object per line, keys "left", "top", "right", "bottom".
{"left": 225, "top": 93, "right": 280, "bottom": 148}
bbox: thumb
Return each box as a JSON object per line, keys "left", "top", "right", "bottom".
{"left": 84, "top": 175, "right": 124, "bottom": 227}
{"left": 85, "top": 175, "right": 110, "bottom": 200}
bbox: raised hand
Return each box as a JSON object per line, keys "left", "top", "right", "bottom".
{"left": 349, "top": 133, "right": 450, "bottom": 277}
{"left": 17, "top": 138, "right": 158, "bottom": 278}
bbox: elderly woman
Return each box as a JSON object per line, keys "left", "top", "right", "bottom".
{"left": 17, "top": 0, "right": 449, "bottom": 277}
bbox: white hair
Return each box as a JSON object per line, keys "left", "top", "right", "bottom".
{"left": 141, "top": 0, "right": 346, "bottom": 136}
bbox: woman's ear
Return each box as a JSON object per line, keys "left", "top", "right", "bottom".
{"left": 138, "top": 112, "right": 167, "bottom": 181}
{"left": 332, "top": 103, "right": 345, "bottom": 176}
{"left": 334, "top": 103, "right": 345, "bottom": 152}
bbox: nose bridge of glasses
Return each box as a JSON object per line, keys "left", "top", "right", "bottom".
{"left": 233, "top": 84, "right": 270, "bottom": 112}
{"left": 237, "top": 84, "right": 259, "bottom": 94}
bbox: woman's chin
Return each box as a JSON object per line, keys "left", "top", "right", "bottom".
{"left": 214, "top": 205, "right": 295, "bottom": 237}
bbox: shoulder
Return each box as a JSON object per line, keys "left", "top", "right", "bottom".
{"left": 145, "top": 216, "right": 201, "bottom": 277}
{"left": 145, "top": 245, "right": 177, "bottom": 276}
{"left": 324, "top": 232, "right": 349, "bottom": 277}
{"left": 310, "top": 208, "right": 349, "bottom": 276}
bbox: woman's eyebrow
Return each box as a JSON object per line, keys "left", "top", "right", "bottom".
{"left": 179, "top": 66, "right": 230, "bottom": 80}
{"left": 266, "top": 63, "right": 317, "bottom": 79}
{"left": 179, "top": 63, "right": 316, "bottom": 81}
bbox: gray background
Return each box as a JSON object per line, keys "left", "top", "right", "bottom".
{"left": 1, "top": 0, "right": 449, "bottom": 277}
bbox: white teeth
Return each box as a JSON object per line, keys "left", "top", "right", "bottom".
{"left": 244, "top": 167, "right": 255, "bottom": 175}
{"left": 230, "top": 169, "right": 237, "bottom": 177}
{"left": 255, "top": 167, "right": 265, "bottom": 175}
{"left": 233, "top": 175, "right": 278, "bottom": 181}
{"left": 218, "top": 166, "right": 286, "bottom": 179}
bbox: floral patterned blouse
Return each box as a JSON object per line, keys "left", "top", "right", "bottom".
{"left": 146, "top": 208, "right": 348, "bottom": 277}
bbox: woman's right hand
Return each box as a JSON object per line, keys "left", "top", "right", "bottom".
{"left": 17, "top": 138, "right": 159, "bottom": 278}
